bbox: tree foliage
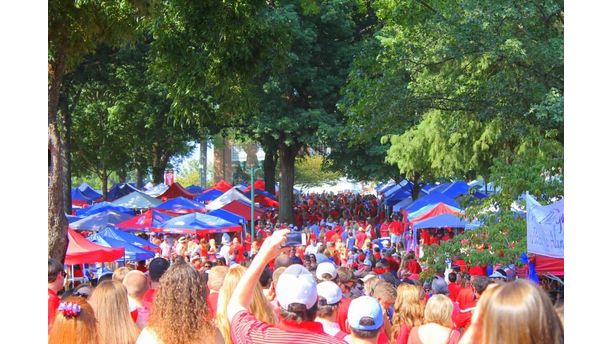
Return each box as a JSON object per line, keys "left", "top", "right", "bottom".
{"left": 295, "top": 155, "right": 342, "bottom": 187}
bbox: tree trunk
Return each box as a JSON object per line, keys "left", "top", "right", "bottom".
{"left": 411, "top": 173, "right": 422, "bottom": 200}
{"left": 101, "top": 167, "right": 109, "bottom": 200}
{"left": 224, "top": 139, "right": 233, "bottom": 183}
{"left": 118, "top": 171, "right": 127, "bottom": 183}
{"left": 264, "top": 148, "right": 277, "bottom": 195}
{"left": 60, "top": 97, "right": 72, "bottom": 215}
{"left": 213, "top": 135, "right": 224, "bottom": 182}
{"left": 151, "top": 144, "right": 165, "bottom": 184}
{"left": 200, "top": 132, "right": 208, "bottom": 187}
{"left": 278, "top": 144, "right": 298, "bottom": 224}
{"left": 136, "top": 168, "right": 144, "bottom": 189}
{"left": 48, "top": 47, "right": 69, "bottom": 263}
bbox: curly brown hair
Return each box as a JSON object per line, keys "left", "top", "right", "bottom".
{"left": 147, "top": 259, "right": 214, "bottom": 344}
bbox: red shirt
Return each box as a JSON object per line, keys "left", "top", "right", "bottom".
{"left": 142, "top": 288, "right": 156, "bottom": 309}
{"left": 230, "top": 310, "right": 345, "bottom": 344}
{"left": 336, "top": 297, "right": 351, "bottom": 333}
{"left": 468, "top": 265, "right": 486, "bottom": 277}
{"left": 380, "top": 223, "right": 390, "bottom": 237}
{"left": 48, "top": 288, "right": 60, "bottom": 332}
{"left": 448, "top": 282, "right": 461, "bottom": 302}
{"left": 407, "top": 260, "right": 422, "bottom": 274}
{"left": 389, "top": 221, "right": 403, "bottom": 235}
{"left": 396, "top": 324, "right": 411, "bottom": 344}
{"left": 207, "top": 292, "right": 219, "bottom": 318}
{"left": 356, "top": 231, "right": 367, "bottom": 248}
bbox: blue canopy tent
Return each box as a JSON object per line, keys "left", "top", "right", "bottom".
{"left": 383, "top": 180, "right": 410, "bottom": 198}
{"left": 384, "top": 189, "right": 412, "bottom": 207}
{"left": 208, "top": 209, "right": 247, "bottom": 225}
{"left": 76, "top": 183, "right": 103, "bottom": 200}
{"left": 155, "top": 196, "right": 206, "bottom": 214}
{"left": 111, "top": 191, "right": 162, "bottom": 209}
{"left": 194, "top": 189, "right": 224, "bottom": 203}
{"left": 473, "top": 191, "right": 488, "bottom": 199}
{"left": 70, "top": 210, "right": 134, "bottom": 231}
{"left": 375, "top": 180, "right": 389, "bottom": 192}
{"left": 402, "top": 191, "right": 460, "bottom": 214}
{"left": 107, "top": 183, "right": 140, "bottom": 200}
{"left": 156, "top": 213, "right": 242, "bottom": 235}
{"left": 412, "top": 214, "right": 467, "bottom": 230}
{"left": 96, "top": 227, "right": 158, "bottom": 251}
{"left": 240, "top": 188, "right": 279, "bottom": 201}
{"left": 426, "top": 183, "right": 451, "bottom": 195}
{"left": 235, "top": 182, "right": 249, "bottom": 192}
{"left": 87, "top": 232, "right": 155, "bottom": 261}
{"left": 185, "top": 185, "right": 205, "bottom": 194}
{"left": 378, "top": 181, "right": 397, "bottom": 194}
{"left": 441, "top": 181, "right": 470, "bottom": 199}
{"left": 76, "top": 202, "right": 134, "bottom": 217}
{"left": 71, "top": 188, "right": 97, "bottom": 203}
{"left": 66, "top": 214, "right": 84, "bottom": 224}
{"left": 392, "top": 191, "right": 429, "bottom": 213}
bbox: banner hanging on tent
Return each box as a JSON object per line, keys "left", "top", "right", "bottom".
{"left": 525, "top": 195, "right": 564, "bottom": 258}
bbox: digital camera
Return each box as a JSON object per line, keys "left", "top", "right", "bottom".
{"left": 284, "top": 226, "right": 306, "bottom": 247}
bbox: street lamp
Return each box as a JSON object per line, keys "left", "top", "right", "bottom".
{"left": 248, "top": 164, "right": 261, "bottom": 242}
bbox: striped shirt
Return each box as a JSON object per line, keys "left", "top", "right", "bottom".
{"left": 230, "top": 310, "right": 346, "bottom": 344}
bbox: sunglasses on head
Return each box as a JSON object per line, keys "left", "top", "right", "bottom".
{"left": 204, "top": 264, "right": 212, "bottom": 268}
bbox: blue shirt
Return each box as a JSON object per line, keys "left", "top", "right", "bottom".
{"left": 311, "top": 224, "right": 320, "bottom": 238}
{"left": 347, "top": 237, "right": 356, "bottom": 251}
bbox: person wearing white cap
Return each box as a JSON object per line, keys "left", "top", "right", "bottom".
{"left": 219, "top": 233, "right": 232, "bottom": 265}
{"left": 315, "top": 281, "right": 352, "bottom": 342}
{"left": 347, "top": 296, "right": 384, "bottom": 344}
{"left": 226, "top": 228, "right": 345, "bottom": 344}
{"left": 316, "top": 262, "right": 338, "bottom": 282}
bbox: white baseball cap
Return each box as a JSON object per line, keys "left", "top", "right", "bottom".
{"left": 276, "top": 264, "right": 318, "bottom": 310}
{"left": 317, "top": 281, "right": 343, "bottom": 305}
{"left": 348, "top": 296, "right": 384, "bottom": 331}
{"left": 316, "top": 262, "right": 338, "bottom": 281}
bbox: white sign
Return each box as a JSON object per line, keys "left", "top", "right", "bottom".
{"left": 526, "top": 195, "right": 564, "bottom": 258}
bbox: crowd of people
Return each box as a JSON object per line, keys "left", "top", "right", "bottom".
{"left": 49, "top": 192, "right": 564, "bottom": 343}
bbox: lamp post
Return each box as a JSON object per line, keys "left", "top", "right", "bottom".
{"left": 250, "top": 165, "right": 255, "bottom": 241}
{"left": 249, "top": 164, "right": 261, "bottom": 242}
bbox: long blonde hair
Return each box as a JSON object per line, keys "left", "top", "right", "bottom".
{"left": 424, "top": 294, "right": 454, "bottom": 328}
{"left": 391, "top": 284, "right": 425, "bottom": 340}
{"left": 88, "top": 280, "right": 140, "bottom": 344}
{"left": 49, "top": 296, "right": 99, "bottom": 344}
{"left": 474, "top": 280, "right": 564, "bottom": 344}
{"left": 147, "top": 260, "right": 214, "bottom": 344}
{"left": 216, "top": 265, "right": 277, "bottom": 344}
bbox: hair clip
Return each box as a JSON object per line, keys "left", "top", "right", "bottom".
{"left": 58, "top": 302, "right": 81, "bottom": 318}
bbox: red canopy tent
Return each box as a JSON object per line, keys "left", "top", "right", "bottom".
{"left": 534, "top": 255, "right": 564, "bottom": 276}
{"left": 244, "top": 179, "right": 266, "bottom": 192}
{"left": 409, "top": 203, "right": 462, "bottom": 224}
{"left": 65, "top": 229, "right": 125, "bottom": 265}
{"left": 255, "top": 194, "right": 279, "bottom": 208}
{"left": 157, "top": 182, "right": 197, "bottom": 200}
{"left": 212, "top": 179, "right": 233, "bottom": 192}
{"left": 222, "top": 200, "right": 265, "bottom": 221}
